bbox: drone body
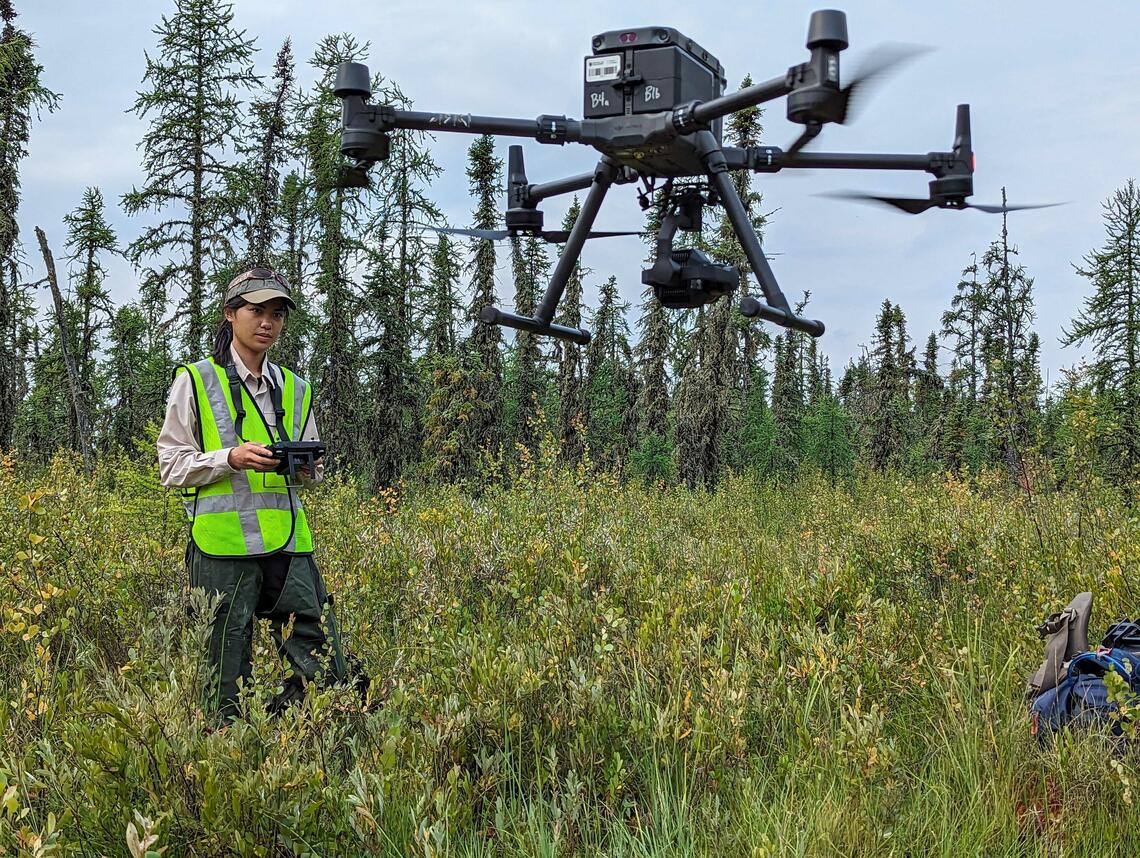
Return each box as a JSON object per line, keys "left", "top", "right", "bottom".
{"left": 334, "top": 10, "right": 1043, "bottom": 346}
{"left": 581, "top": 27, "right": 726, "bottom": 177}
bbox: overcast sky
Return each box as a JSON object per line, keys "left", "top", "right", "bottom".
{"left": 15, "top": 0, "right": 1140, "bottom": 381}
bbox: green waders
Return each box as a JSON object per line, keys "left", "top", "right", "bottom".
{"left": 188, "top": 544, "right": 347, "bottom": 720}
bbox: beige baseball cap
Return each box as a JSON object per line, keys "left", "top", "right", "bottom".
{"left": 225, "top": 268, "right": 297, "bottom": 309}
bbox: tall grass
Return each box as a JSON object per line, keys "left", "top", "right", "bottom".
{"left": 2, "top": 450, "right": 1138, "bottom": 855}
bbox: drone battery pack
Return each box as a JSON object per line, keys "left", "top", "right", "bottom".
{"left": 630, "top": 47, "right": 715, "bottom": 115}
{"left": 583, "top": 27, "right": 725, "bottom": 122}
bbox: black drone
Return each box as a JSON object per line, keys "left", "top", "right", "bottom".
{"left": 334, "top": 9, "right": 1049, "bottom": 345}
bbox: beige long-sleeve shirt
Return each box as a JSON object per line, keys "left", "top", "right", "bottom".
{"left": 157, "top": 345, "right": 323, "bottom": 489}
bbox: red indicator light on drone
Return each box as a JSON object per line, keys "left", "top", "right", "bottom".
{"left": 972, "top": 154, "right": 977, "bottom": 171}
{"left": 619, "top": 32, "right": 638, "bottom": 44}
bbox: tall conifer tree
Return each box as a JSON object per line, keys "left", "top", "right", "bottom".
{"left": 585, "top": 275, "right": 637, "bottom": 471}
{"left": 555, "top": 199, "right": 587, "bottom": 463}
{"left": 460, "top": 134, "right": 504, "bottom": 466}
{"left": 363, "top": 82, "right": 441, "bottom": 486}
{"left": 978, "top": 192, "right": 1040, "bottom": 470}
{"left": 0, "top": 1, "right": 58, "bottom": 449}
{"left": 1063, "top": 179, "right": 1140, "bottom": 478}
{"left": 122, "top": 0, "right": 258, "bottom": 358}
{"left": 504, "top": 235, "right": 548, "bottom": 460}
{"left": 63, "top": 187, "right": 117, "bottom": 437}
{"left": 299, "top": 35, "right": 372, "bottom": 468}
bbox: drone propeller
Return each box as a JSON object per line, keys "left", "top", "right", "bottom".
{"left": 819, "top": 190, "right": 1063, "bottom": 215}
{"left": 837, "top": 43, "right": 931, "bottom": 125}
{"left": 428, "top": 225, "right": 644, "bottom": 243}
{"left": 785, "top": 43, "right": 930, "bottom": 155}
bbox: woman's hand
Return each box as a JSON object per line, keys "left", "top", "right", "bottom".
{"left": 227, "top": 442, "right": 279, "bottom": 472}
{"left": 297, "top": 456, "right": 324, "bottom": 480}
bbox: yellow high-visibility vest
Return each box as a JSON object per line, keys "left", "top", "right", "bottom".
{"left": 177, "top": 358, "right": 314, "bottom": 557}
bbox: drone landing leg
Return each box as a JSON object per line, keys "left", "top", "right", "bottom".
{"left": 480, "top": 156, "right": 621, "bottom": 345}
{"left": 534, "top": 156, "right": 621, "bottom": 323}
{"left": 694, "top": 130, "right": 825, "bottom": 337}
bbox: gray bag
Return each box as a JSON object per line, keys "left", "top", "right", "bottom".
{"left": 1027, "top": 592, "right": 1092, "bottom": 698}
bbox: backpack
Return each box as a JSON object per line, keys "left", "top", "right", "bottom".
{"left": 1027, "top": 593, "right": 1140, "bottom": 740}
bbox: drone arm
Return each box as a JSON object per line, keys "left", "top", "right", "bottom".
{"left": 477, "top": 156, "right": 621, "bottom": 345}
{"left": 725, "top": 145, "right": 952, "bottom": 175}
{"left": 685, "top": 73, "right": 792, "bottom": 127}
{"left": 695, "top": 131, "right": 825, "bottom": 337}
{"left": 526, "top": 171, "right": 596, "bottom": 205}
{"left": 353, "top": 105, "right": 587, "bottom": 145}
{"left": 534, "top": 156, "right": 621, "bottom": 322}
{"left": 479, "top": 307, "right": 592, "bottom": 345}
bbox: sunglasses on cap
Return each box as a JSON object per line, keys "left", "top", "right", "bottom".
{"left": 225, "top": 268, "right": 296, "bottom": 308}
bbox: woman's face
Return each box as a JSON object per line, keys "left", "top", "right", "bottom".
{"left": 226, "top": 298, "right": 287, "bottom": 355}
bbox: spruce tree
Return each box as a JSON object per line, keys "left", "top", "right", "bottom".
{"left": 1062, "top": 179, "right": 1140, "bottom": 479}
{"left": 122, "top": 0, "right": 258, "bottom": 359}
{"left": 716, "top": 76, "right": 767, "bottom": 407}
{"left": 769, "top": 328, "right": 804, "bottom": 474}
{"left": 632, "top": 291, "right": 674, "bottom": 481}
{"left": 802, "top": 392, "right": 853, "bottom": 479}
{"left": 978, "top": 191, "right": 1040, "bottom": 471}
{"left": 0, "top": 259, "right": 35, "bottom": 447}
{"left": 462, "top": 134, "right": 504, "bottom": 469}
{"left": 423, "top": 233, "right": 461, "bottom": 359}
{"left": 103, "top": 304, "right": 168, "bottom": 451}
{"left": 0, "top": 1, "right": 58, "bottom": 449}
{"left": 15, "top": 317, "right": 72, "bottom": 458}
{"left": 675, "top": 296, "right": 735, "bottom": 488}
{"left": 299, "top": 35, "right": 372, "bottom": 469}
{"left": 868, "top": 299, "right": 914, "bottom": 470}
{"left": 555, "top": 198, "right": 587, "bottom": 463}
{"left": 673, "top": 79, "right": 768, "bottom": 487}
{"left": 585, "top": 275, "right": 637, "bottom": 471}
{"left": 911, "top": 331, "right": 944, "bottom": 468}
{"left": 63, "top": 187, "right": 117, "bottom": 425}
{"left": 504, "top": 235, "right": 548, "bottom": 460}
{"left": 363, "top": 81, "right": 441, "bottom": 486}
{"left": 275, "top": 170, "right": 310, "bottom": 372}
{"left": 232, "top": 39, "right": 295, "bottom": 269}
{"left": 426, "top": 231, "right": 460, "bottom": 357}
{"left": 0, "top": 0, "right": 58, "bottom": 272}
{"left": 737, "top": 362, "right": 779, "bottom": 478}
{"left": 942, "top": 254, "right": 984, "bottom": 404}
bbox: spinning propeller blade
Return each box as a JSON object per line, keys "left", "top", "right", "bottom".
{"left": 426, "top": 225, "right": 642, "bottom": 243}
{"left": 786, "top": 124, "right": 822, "bottom": 156}
{"left": 819, "top": 191, "right": 1063, "bottom": 215}
{"left": 820, "top": 191, "right": 937, "bottom": 214}
{"left": 783, "top": 44, "right": 930, "bottom": 154}
{"left": 837, "top": 43, "right": 931, "bottom": 125}
{"left": 966, "top": 202, "right": 1065, "bottom": 214}
{"left": 432, "top": 226, "right": 510, "bottom": 240}
{"left": 538, "top": 229, "right": 643, "bottom": 242}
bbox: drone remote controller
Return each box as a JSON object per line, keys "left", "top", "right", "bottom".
{"left": 267, "top": 441, "right": 326, "bottom": 485}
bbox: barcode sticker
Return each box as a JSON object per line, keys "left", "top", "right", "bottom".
{"left": 585, "top": 56, "right": 621, "bottom": 83}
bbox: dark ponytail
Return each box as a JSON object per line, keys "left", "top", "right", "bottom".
{"left": 211, "top": 297, "right": 248, "bottom": 365}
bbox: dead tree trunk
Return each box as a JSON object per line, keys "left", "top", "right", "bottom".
{"left": 36, "top": 226, "right": 94, "bottom": 472}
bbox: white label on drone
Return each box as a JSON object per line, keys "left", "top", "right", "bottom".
{"left": 586, "top": 56, "right": 621, "bottom": 82}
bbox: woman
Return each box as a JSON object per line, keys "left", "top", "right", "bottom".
{"left": 158, "top": 268, "right": 345, "bottom": 720}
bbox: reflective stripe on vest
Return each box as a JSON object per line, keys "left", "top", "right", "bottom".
{"left": 178, "top": 358, "right": 314, "bottom": 557}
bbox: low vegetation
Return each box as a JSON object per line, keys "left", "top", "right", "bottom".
{"left": 3, "top": 449, "right": 1139, "bottom": 856}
